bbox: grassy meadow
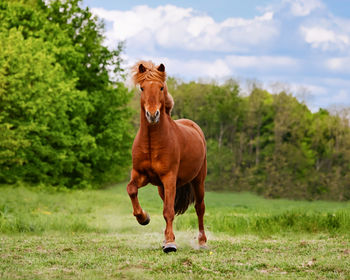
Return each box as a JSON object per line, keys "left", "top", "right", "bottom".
{"left": 1, "top": 183, "right": 349, "bottom": 279}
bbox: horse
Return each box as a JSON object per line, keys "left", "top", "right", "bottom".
{"left": 126, "top": 60, "right": 207, "bottom": 253}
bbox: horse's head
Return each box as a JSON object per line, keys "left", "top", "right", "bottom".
{"left": 137, "top": 63, "right": 166, "bottom": 124}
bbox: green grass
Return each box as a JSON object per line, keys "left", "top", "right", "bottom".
{"left": 1, "top": 183, "right": 350, "bottom": 279}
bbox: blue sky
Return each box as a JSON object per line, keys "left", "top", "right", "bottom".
{"left": 85, "top": 0, "right": 350, "bottom": 110}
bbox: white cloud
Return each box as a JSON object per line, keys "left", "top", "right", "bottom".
{"left": 301, "top": 26, "right": 350, "bottom": 51}
{"left": 226, "top": 55, "right": 298, "bottom": 70}
{"left": 125, "top": 55, "right": 232, "bottom": 79}
{"left": 92, "top": 5, "right": 279, "bottom": 53}
{"left": 260, "top": 0, "right": 324, "bottom": 17}
{"left": 124, "top": 54, "right": 298, "bottom": 80}
{"left": 284, "top": 0, "right": 324, "bottom": 17}
{"left": 97, "top": 5, "right": 193, "bottom": 41}
{"left": 167, "top": 58, "right": 232, "bottom": 78}
{"left": 326, "top": 57, "right": 350, "bottom": 72}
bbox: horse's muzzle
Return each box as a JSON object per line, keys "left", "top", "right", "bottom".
{"left": 146, "top": 109, "right": 160, "bottom": 124}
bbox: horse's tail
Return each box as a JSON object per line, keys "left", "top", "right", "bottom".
{"left": 174, "top": 183, "right": 195, "bottom": 215}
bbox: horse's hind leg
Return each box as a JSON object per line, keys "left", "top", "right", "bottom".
{"left": 126, "top": 169, "right": 150, "bottom": 225}
{"left": 192, "top": 161, "right": 207, "bottom": 248}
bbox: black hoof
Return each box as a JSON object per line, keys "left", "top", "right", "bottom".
{"left": 163, "top": 243, "right": 177, "bottom": 253}
{"left": 139, "top": 212, "right": 150, "bottom": 226}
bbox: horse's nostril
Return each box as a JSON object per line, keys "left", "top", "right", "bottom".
{"left": 146, "top": 111, "right": 151, "bottom": 118}
{"left": 155, "top": 110, "right": 160, "bottom": 117}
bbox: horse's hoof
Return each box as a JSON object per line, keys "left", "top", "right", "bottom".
{"left": 137, "top": 211, "right": 150, "bottom": 226}
{"left": 199, "top": 243, "right": 208, "bottom": 250}
{"left": 163, "top": 243, "right": 177, "bottom": 253}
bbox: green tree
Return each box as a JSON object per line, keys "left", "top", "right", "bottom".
{"left": 0, "top": 0, "right": 132, "bottom": 187}
{"left": 164, "top": 78, "right": 350, "bottom": 200}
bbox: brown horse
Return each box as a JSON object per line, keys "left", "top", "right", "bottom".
{"left": 126, "top": 61, "right": 207, "bottom": 253}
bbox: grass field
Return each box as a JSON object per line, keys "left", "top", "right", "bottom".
{"left": 1, "top": 183, "right": 349, "bottom": 279}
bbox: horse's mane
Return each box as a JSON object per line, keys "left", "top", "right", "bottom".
{"left": 132, "top": 60, "right": 174, "bottom": 115}
{"left": 132, "top": 60, "right": 166, "bottom": 85}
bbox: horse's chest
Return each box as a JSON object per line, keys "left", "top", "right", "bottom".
{"left": 145, "top": 168, "right": 163, "bottom": 186}
{"left": 146, "top": 155, "right": 170, "bottom": 175}
{"left": 135, "top": 160, "right": 163, "bottom": 186}
{"left": 135, "top": 150, "right": 172, "bottom": 186}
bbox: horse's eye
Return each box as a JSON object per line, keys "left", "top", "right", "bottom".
{"left": 160, "top": 87, "right": 164, "bottom": 91}
{"left": 140, "top": 87, "right": 144, "bottom": 91}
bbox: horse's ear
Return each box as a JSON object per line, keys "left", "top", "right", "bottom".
{"left": 139, "top": 64, "right": 146, "bottom": 73}
{"left": 157, "top": 63, "right": 165, "bottom": 72}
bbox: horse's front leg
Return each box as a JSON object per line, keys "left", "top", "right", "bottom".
{"left": 161, "top": 172, "right": 177, "bottom": 253}
{"left": 126, "top": 169, "right": 150, "bottom": 225}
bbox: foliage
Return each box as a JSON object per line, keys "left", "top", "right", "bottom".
{"left": 163, "top": 79, "right": 350, "bottom": 200}
{"left": 0, "top": 0, "right": 132, "bottom": 188}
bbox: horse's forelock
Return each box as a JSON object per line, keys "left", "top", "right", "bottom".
{"left": 132, "top": 60, "right": 166, "bottom": 86}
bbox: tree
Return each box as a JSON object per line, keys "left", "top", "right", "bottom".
{"left": 0, "top": 0, "right": 132, "bottom": 187}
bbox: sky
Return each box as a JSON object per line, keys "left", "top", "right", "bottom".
{"left": 84, "top": 0, "right": 350, "bottom": 111}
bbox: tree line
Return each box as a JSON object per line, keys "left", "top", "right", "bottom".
{"left": 157, "top": 78, "right": 350, "bottom": 201}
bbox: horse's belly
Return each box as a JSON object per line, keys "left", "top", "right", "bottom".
{"left": 176, "top": 122, "right": 206, "bottom": 185}
{"left": 176, "top": 143, "right": 205, "bottom": 186}
{"left": 177, "top": 156, "right": 204, "bottom": 186}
